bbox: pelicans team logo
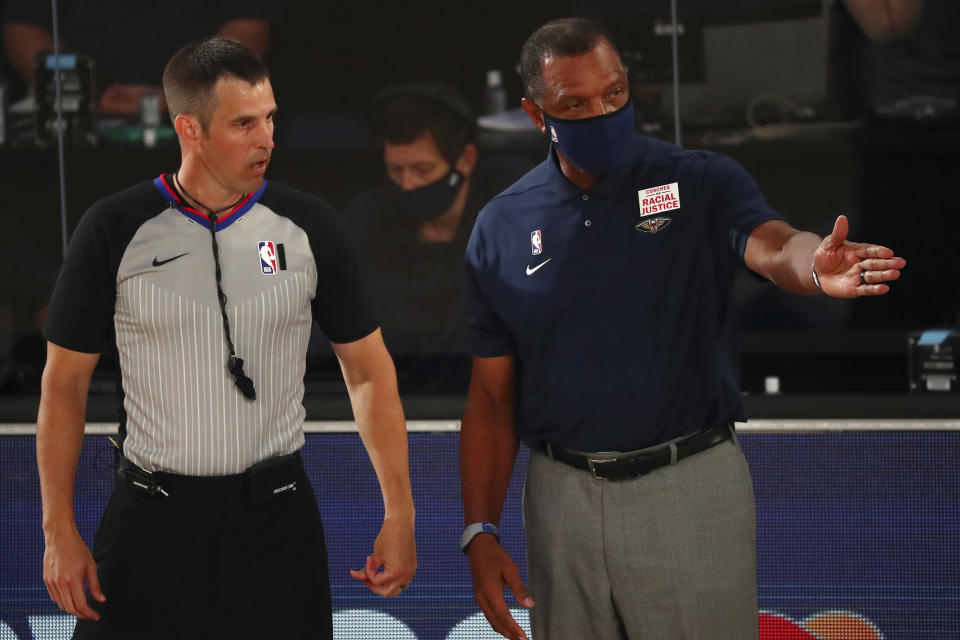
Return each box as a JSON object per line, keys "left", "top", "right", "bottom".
{"left": 258, "top": 241, "right": 278, "bottom": 275}
{"left": 635, "top": 217, "right": 673, "bottom": 234}
{"left": 531, "top": 230, "right": 543, "bottom": 255}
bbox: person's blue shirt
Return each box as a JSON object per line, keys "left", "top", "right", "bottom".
{"left": 465, "top": 133, "right": 785, "bottom": 452}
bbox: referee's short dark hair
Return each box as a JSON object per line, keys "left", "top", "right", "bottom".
{"left": 163, "top": 37, "right": 269, "bottom": 131}
{"left": 520, "top": 18, "right": 624, "bottom": 103}
{"left": 368, "top": 82, "right": 477, "bottom": 165}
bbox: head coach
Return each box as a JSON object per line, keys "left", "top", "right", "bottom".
{"left": 459, "top": 17, "right": 906, "bottom": 640}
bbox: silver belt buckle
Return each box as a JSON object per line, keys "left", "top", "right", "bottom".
{"left": 587, "top": 456, "right": 614, "bottom": 480}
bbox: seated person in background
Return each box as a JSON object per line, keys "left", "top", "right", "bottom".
{"left": 2, "top": 0, "right": 279, "bottom": 115}
{"left": 344, "top": 82, "right": 530, "bottom": 393}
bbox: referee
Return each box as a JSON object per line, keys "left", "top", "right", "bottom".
{"left": 37, "top": 38, "right": 415, "bottom": 639}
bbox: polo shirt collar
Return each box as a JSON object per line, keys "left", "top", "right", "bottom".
{"left": 154, "top": 174, "right": 266, "bottom": 231}
{"left": 544, "top": 132, "right": 647, "bottom": 200}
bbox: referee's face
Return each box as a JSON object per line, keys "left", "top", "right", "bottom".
{"left": 197, "top": 77, "right": 277, "bottom": 197}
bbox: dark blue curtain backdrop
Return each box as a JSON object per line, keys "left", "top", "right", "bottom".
{"left": 1, "top": 430, "right": 958, "bottom": 639}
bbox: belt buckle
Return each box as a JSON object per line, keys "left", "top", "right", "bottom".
{"left": 587, "top": 457, "right": 613, "bottom": 481}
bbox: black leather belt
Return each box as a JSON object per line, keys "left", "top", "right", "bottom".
{"left": 543, "top": 423, "right": 733, "bottom": 481}
{"left": 116, "top": 451, "right": 304, "bottom": 504}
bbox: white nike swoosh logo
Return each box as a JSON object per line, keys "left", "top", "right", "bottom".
{"left": 526, "top": 258, "right": 552, "bottom": 275}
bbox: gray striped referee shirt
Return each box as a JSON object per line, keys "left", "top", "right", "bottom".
{"left": 45, "top": 176, "right": 378, "bottom": 475}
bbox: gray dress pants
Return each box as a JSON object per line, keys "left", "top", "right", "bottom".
{"left": 524, "top": 435, "right": 758, "bottom": 640}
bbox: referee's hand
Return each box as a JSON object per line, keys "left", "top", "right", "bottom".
{"left": 349, "top": 514, "right": 417, "bottom": 597}
{"left": 467, "top": 534, "right": 535, "bottom": 640}
{"left": 43, "top": 527, "right": 106, "bottom": 620}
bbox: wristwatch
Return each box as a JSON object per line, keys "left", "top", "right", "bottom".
{"left": 461, "top": 522, "right": 500, "bottom": 553}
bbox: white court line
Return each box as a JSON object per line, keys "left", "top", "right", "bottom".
{"left": 1, "top": 419, "right": 959, "bottom": 436}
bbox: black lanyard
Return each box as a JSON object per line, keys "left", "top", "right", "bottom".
{"left": 172, "top": 173, "right": 256, "bottom": 400}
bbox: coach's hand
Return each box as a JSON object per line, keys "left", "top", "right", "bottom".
{"left": 813, "top": 215, "right": 906, "bottom": 297}
{"left": 349, "top": 514, "right": 417, "bottom": 597}
{"left": 43, "top": 527, "right": 105, "bottom": 620}
{"left": 467, "top": 534, "right": 535, "bottom": 640}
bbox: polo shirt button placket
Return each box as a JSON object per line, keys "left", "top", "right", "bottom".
{"left": 580, "top": 193, "right": 600, "bottom": 252}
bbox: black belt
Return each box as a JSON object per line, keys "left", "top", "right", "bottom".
{"left": 542, "top": 423, "right": 733, "bottom": 481}
{"left": 116, "top": 451, "right": 305, "bottom": 505}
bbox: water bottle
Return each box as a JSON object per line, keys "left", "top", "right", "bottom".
{"left": 140, "top": 90, "right": 161, "bottom": 149}
{"left": 484, "top": 69, "right": 507, "bottom": 115}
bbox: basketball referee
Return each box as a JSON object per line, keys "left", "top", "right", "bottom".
{"left": 37, "top": 38, "right": 416, "bottom": 639}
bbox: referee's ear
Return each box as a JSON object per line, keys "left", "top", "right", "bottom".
{"left": 174, "top": 113, "right": 202, "bottom": 148}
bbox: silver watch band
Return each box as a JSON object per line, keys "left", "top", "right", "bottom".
{"left": 460, "top": 521, "right": 500, "bottom": 553}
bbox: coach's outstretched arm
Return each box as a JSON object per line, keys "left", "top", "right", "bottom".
{"left": 335, "top": 329, "right": 417, "bottom": 597}
{"left": 461, "top": 354, "right": 535, "bottom": 640}
{"left": 745, "top": 214, "right": 906, "bottom": 297}
{"left": 37, "top": 343, "right": 106, "bottom": 621}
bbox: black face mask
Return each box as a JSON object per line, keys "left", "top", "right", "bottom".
{"left": 392, "top": 169, "right": 464, "bottom": 223}
{"left": 542, "top": 101, "right": 636, "bottom": 175}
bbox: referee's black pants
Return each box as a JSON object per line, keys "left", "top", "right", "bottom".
{"left": 73, "top": 462, "right": 332, "bottom": 640}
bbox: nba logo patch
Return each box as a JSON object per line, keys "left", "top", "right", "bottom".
{"left": 549, "top": 126, "right": 558, "bottom": 143}
{"left": 531, "top": 230, "right": 542, "bottom": 255}
{"left": 258, "top": 241, "right": 277, "bottom": 275}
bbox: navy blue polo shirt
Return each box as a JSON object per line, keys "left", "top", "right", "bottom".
{"left": 465, "top": 133, "right": 785, "bottom": 452}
